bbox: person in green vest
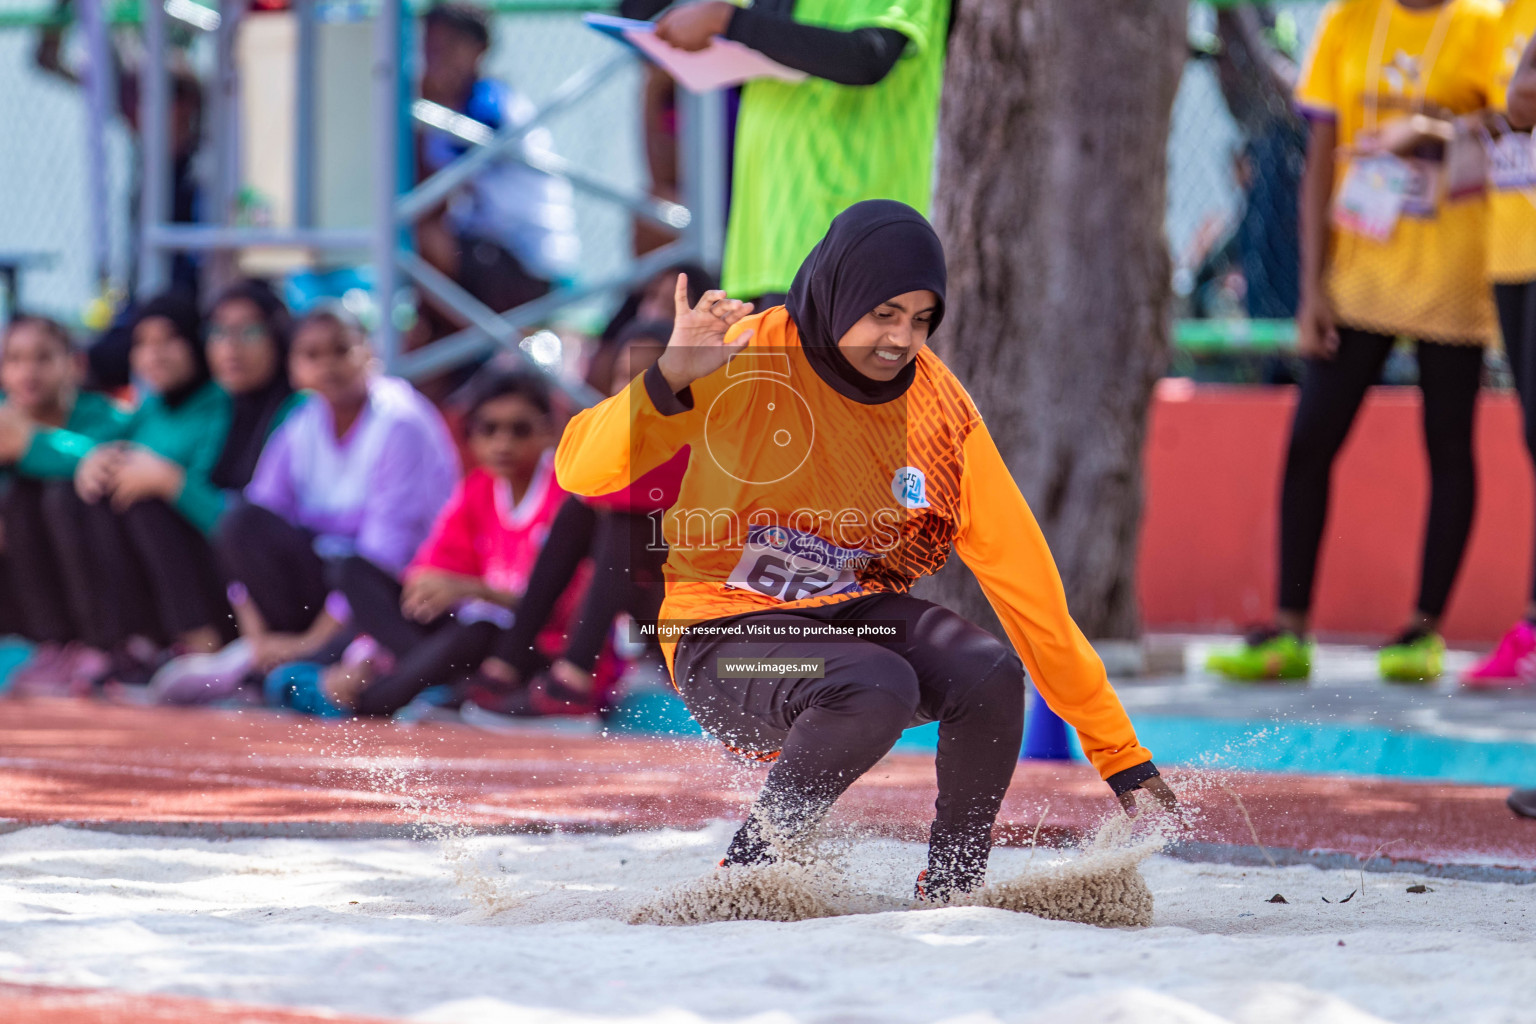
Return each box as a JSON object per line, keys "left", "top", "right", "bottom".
{"left": 0, "top": 315, "right": 130, "bottom": 692}
{"left": 653, "top": 0, "right": 950, "bottom": 304}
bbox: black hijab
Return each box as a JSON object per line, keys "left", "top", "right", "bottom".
{"left": 131, "top": 291, "right": 209, "bottom": 410}
{"left": 207, "top": 280, "right": 296, "bottom": 491}
{"left": 785, "top": 200, "right": 947, "bottom": 405}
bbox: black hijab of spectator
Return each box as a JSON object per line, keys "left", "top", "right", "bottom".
{"left": 132, "top": 291, "right": 209, "bottom": 410}
{"left": 785, "top": 200, "right": 947, "bottom": 405}
{"left": 209, "top": 280, "right": 296, "bottom": 491}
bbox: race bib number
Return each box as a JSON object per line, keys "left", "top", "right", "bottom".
{"left": 725, "top": 525, "right": 870, "bottom": 603}
{"left": 1490, "top": 133, "right": 1536, "bottom": 192}
{"left": 1399, "top": 157, "right": 1441, "bottom": 218}
{"left": 1334, "top": 155, "right": 1412, "bottom": 240}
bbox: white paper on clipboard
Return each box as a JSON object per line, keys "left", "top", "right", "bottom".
{"left": 584, "top": 13, "right": 806, "bottom": 92}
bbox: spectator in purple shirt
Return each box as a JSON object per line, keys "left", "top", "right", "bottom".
{"left": 148, "top": 309, "right": 460, "bottom": 703}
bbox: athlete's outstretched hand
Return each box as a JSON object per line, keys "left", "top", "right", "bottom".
{"left": 1118, "top": 775, "right": 1180, "bottom": 817}
{"left": 655, "top": 274, "right": 753, "bottom": 395}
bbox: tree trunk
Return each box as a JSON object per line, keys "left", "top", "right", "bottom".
{"left": 920, "top": 0, "right": 1187, "bottom": 641}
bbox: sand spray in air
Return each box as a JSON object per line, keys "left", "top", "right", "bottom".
{"left": 323, "top": 725, "right": 526, "bottom": 915}
{"left": 628, "top": 768, "right": 1228, "bottom": 929}
{"left": 323, "top": 715, "right": 1251, "bottom": 927}
{"left": 971, "top": 813, "right": 1162, "bottom": 927}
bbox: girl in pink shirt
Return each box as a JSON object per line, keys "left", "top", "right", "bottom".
{"left": 467, "top": 321, "right": 680, "bottom": 716}
{"left": 326, "top": 370, "right": 584, "bottom": 715}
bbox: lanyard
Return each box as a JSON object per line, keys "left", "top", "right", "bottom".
{"left": 1363, "top": 0, "right": 1457, "bottom": 133}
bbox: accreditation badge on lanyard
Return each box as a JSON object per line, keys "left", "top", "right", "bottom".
{"left": 1398, "top": 155, "right": 1442, "bottom": 217}
{"left": 1334, "top": 154, "right": 1413, "bottom": 241}
{"left": 1340, "top": 0, "right": 1456, "bottom": 236}
{"left": 1490, "top": 132, "right": 1536, "bottom": 191}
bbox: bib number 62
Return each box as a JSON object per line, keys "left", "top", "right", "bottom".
{"left": 744, "top": 552, "right": 836, "bottom": 602}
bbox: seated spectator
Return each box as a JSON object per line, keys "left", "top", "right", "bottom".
{"left": 209, "top": 309, "right": 459, "bottom": 688}
{"left": 128, "top": 281, "right": 311, "bottom": 700}
{"left": 472, "top": 318, "right": 685, "bottom": 717}
{"left": 7, "top": 295, "right": 236, "bottom": 686}
{"left": 111, "top": 282, "right": 302, "bottom": 544}
{"left": 411, "top": 1, "right": 580, "bottom": 372}
{"left": 314, "top": 369, "right": 577, "bottom": 715}
{"left": 0, "top": 315, "right": 128, "bottom": 691}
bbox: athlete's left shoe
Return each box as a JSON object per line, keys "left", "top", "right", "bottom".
{"left": 720, "top": 816, "right": 775, "bottom": 868}
{"left": 1204, "top": 628, "right": 1311, "bottom": 682}
{"left": 1379, "top": 628, "right": 1445, "bottom": 684}
{"left": 1509, "top": 789, "right": 1536, "bottom": 819}
{"left": 915, "top": 822, "right": 987, "bottom": 904}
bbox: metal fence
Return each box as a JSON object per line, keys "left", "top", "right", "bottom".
{"left": 0, "top": 1, "right": 1343, "bottom": 369}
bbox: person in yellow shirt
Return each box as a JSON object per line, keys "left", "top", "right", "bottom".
{"left": 1208, "top": 0, "right": 1502, "bottom": 685}
{"left": 1465, "top": 3, "right": 1536, "bottom": 687}
{"left": 1512, "top": 23, "right": 1536, "bottom": 122}
{"left": 554, "top": 201, "right": 1175, "bottom": 901}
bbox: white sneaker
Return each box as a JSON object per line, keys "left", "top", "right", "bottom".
{"left": 149, "top": 639, "right": 255, "bottom": 705}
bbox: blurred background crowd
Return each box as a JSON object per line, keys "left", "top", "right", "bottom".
{"left": 0, "top": 0, "right": 1533, "bottom": 736}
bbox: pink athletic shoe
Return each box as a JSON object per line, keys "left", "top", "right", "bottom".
{"left": 1462, "top": 621, "right": 1536, "bottom": 689}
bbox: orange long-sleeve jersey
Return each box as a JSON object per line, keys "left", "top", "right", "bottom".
{"left": 555, "top": 307, "right": 1152, "bottom": 782}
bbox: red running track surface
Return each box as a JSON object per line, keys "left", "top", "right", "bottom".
{"left": 1, "top": 697, "right": 1532, "bottom": 871}
{"left": 0, "top": 982, "right": 395, "bottom": 1024}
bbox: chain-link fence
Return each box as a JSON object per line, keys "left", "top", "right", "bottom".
{"left": 7, "top": 0, "right": 1502, "bottom": 386}
{"left": 0, "top": 2, "right": 139, "bottom": 322}
{"left": 1170, "top": 1, "right": 1518, "bottom": 387}
{"left": 1169, "top": 2, "right": 1320, "bottom": 381}
{"left": 0, "top": 0, "right": 644, "bottom": 331}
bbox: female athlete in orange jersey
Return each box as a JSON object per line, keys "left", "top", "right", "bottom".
{"left": 556, "top": 201, "right": 1175, "bottom": 900}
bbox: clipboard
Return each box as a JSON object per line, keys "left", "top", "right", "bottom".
{"left": 583, "top": 13, "right": 806, "bottom": 92}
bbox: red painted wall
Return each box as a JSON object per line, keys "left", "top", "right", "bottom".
{"left": 1138, "top": 380, "right": 1533, "bottom": 644}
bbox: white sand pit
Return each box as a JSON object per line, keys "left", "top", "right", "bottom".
{"left": 0, "top": 823, "right": 1532, "bottom": 1023}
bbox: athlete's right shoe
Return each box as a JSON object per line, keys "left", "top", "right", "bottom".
{"left": 1204, "top": 628, "right": 1311, "bottom": 682}
{"left": 1509, "top": 789, "right": 1536, "bottom": 819}
{"left": 1462, "top": 621, "right": 1536, "bottom": 690}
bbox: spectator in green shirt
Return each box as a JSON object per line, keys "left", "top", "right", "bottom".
{"left": 32, "top": 294, "right": 235, "bottom": 685}
{"left": 655, "top": 0, "right": 950, "bottom": 303}
{"left": 0, "top": 315, "right": 129, "bottom": 692}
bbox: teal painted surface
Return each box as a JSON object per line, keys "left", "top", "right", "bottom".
{"left": 0, "top": 638, "right": 35, "bottom": 694}
{"left": 609, "top": 689, "right": 1531, "bottom": 787}
{"left": 1131, "top": 715, "right": 1536, "bottom": 788}
{"left": 889, "top": 714, "right": 1533, "bottom": 787}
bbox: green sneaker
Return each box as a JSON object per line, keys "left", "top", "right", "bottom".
{"left": 1379, "top": 629, "right": 1444, "bottom": 684}
{"left": 1205, "top": 628, "right": 1312, "bottom": 682}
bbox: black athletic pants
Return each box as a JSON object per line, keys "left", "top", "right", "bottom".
{"left": 493, "top": 495, "right": 666, "bottom": 676}
{"left": 49, "top": 491, "right": 230, "bottom": 649}
{"left": 216, "top": 501, "right": 331, "bottom": 634}
{"left": 0, "top": 479, "right": 77, "bottom": 644}
{"left": 339, "top": 555, "right": 499, "bottom": 717}
{"left": 1279, "top": 327, "right": 1482, "bottom": 618}
{"left": 673, "top": 592, "right": 1026, "bottom": 889}
{"left": 1497, "top": 281, "right": 1536, "bottom": 606}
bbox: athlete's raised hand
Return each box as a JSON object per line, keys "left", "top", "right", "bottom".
{"left": 655, "top": 274, "right": 753, "bottom": 395}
